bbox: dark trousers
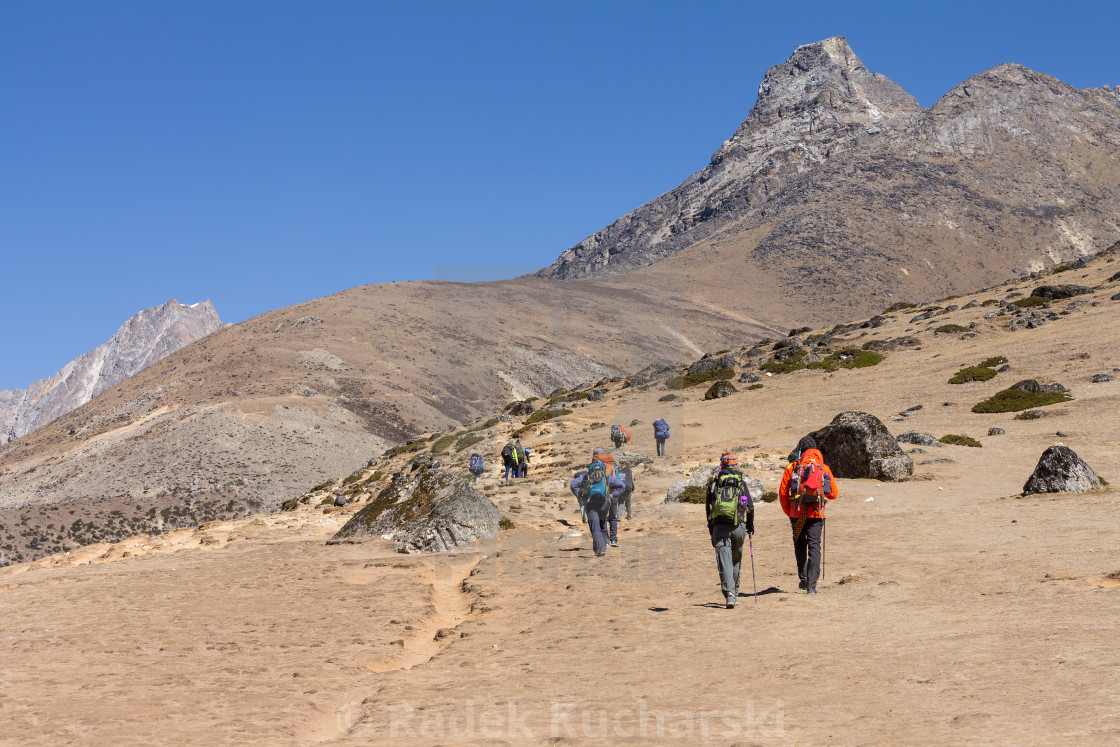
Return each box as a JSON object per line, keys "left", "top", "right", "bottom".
{"left": 655, "top": 437, "right": 666, "bottom": 456}
{"left": 711, "top": 523, "right": 746, "bottom": 597}
{"left": 586, "top": 504, "right": 610, "bottom": 555}
{"left": 607, "top": 499, "right": 618, "bottom": 541}
{"left": 619, "top": 490, "right": 632, "bottom": 519}
{"left": 790, "top": 517, "right": 824, "bottom": 590}
{"left": 503, "top": 460, "right": 514, "bottom": 479}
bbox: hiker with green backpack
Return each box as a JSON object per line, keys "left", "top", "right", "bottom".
{"left": 570, "top": 458, "right": 627, "bottom": 557}
{"left": 706, "top": 452, "right": 756, "bottom": 609}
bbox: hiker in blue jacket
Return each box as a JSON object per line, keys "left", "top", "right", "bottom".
{"left": 570, "top": 460, "right": 627, "bottom": 557}
{"left": 653, "top": 418, "right": 670, "bottom": 456}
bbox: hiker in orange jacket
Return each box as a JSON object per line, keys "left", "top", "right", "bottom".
{"left": 779, "top": 435, "right": 838, "bottom": 595}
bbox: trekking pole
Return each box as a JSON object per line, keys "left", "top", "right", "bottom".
{"left": 748, "top": 533, "right": 758, "bottom": 607}
{"left": 821, "top": 518, "right": 826, "bottom": 583}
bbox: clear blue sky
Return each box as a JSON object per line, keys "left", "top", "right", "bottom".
{"left": 1, "top": 0, "right": 1117, "bottom": 389}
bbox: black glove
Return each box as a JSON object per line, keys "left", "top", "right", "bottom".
{"left": 745, "top": 512, "right": 755, "bottom": 535}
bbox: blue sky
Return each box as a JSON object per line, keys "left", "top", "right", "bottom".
{"left": 1, "top": 0, "right": 1117, "bottom": 388}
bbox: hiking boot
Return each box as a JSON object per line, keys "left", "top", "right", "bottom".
{"left": 807, "top": 588, "right": 818, "bottom": 595}
{"left": 610, "top": 539, "right": 619, "bottom": 547}
{"left": 595, "top": 551, "right": 606, "bottom": 557}
{"left": 798, "top": 580, "right": 807, "bottom": 590}
{"left": 725, "top": 594, "right": 737, "bottom": 609}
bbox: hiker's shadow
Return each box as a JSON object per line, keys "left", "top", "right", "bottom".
{"left": 693, "top": 587, "right": 784, "bottom": 609}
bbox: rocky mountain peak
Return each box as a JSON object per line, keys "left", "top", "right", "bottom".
{"left": 0, "top": 299, "right": 224, "bottom": 441}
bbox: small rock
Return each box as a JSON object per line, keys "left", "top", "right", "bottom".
{"left": 1055, "top": 431, "right": 1070, "bottom": 438}
{"left": 659, "top": 394, "right": 678, "bottom": 402}
{"left": 896, "top": 432, "right": 940, "bottom": 447}
{"left": 1091, "top": 374, "right": 1113, "bottom": 383}
{"left": 988, "top": 427, "right": 1005, "bottom": 436}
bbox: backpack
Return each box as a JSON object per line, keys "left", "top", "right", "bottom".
{"left": 501, "top": 443, "right": 513, "bottom": 460}
{"left": 611, "top": 425, "right": 622, "bottom": 441}
{"left": 595, "top": 451, "right": 617, "bottom": 478}
{"left": 620, "top": 427, "right": 631, "bottom": 443}
{"left": 469, "top": 454, "right": 483, "bottom": 473}
{"left": 790, "top": 462, "right": 832, "bottom": 504}
{"left": 581, "top": 460, "right": 610, "bottom": 503}
{"left": 654, "top": 419, "right": 670, "bottom": 438}
{"left": 514, "top": 444, "right": 525, "bottom": 462}
{"left": 708, "top": 472, "right": 744, "bottom": 525}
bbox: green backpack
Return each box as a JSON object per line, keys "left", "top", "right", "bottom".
{"left": 708, "top": 472, "right": 744, "bottom": 525}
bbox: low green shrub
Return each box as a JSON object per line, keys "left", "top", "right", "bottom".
{"left": 311, "top": 481, "right": 333, "bottom": 492}
{"left": 319, "top": 497, "right": 334, "bottom": 506}
{"left": 861, "top": 340, "right": 888, "bottom": 350}
{"left": 883, "top": 301, "right": 917, "bottom": 313}
{"left": 949, "top": 366, "right": 998, "bottom": 384}
{"left": 498, "top": 517, "right": 515, "bottom": 530}
{"left": 431, "top": 432, "right": 459, "bottom": 454}
{"left": 1051, "top": 264, "right": 1071, "bottom": 273}
{"left": 370, "top": 471, "right": 384, "bottom": 482}
{"left": 1013, "top": 410, "right": 1045, "bottom": 420}
{"left": 1010, "top": 296, "right": 1049, "bottom": 308}
{"left": 940, "top": 434, "right": 982, "bottom": 447}
{"left": 747, "top": 383, "right": 764, "bottom": 390}
{"left": 665, "top": 368, "right": 735, "bottom": 389}
{"left": 523, "top": 408, "right": 572, "bottom": 426}
{"left": 760, "top": 491, "right": 779, "bottom": 503}
{"left": 980, "top": 299, "right": 1001, "bottom": 307}
{"left": 385, "top": 439, "right": 426, "bottom": 458}
{"left": 678, "top": 485, "right": 707, "bottom": 504}
{"left": 980, "top": 356, "right": 1008, "bottom": 368}
{"left": 280, "top": 499, "right": 299, "bottom": 512}
{"left": 566, "top": 391, "right": 590, "bottom": 401}
{"left": 972, "top": 388, "right": 1072, "bottom": 413}
{"left": 342, "top": 471, "right": 363, "bottom": 486}
{"left": 454, "top": 433, "right": 485, "bottom": 452}
{"left": 935, "top": 324, "right": 970, "bottom": 334}
{"left": 761, "top": 358, "right": 807, "bottom": 374}
{"left": 807, "top": 348, "right": 884, "bottom": 371}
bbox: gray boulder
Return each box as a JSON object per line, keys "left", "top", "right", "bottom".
{"left": 1091, "top": 373, "right": 1113, "bottom": 383}
{"left": 1011, "top": 379, "right": 1067, "bottom": 394}
{"left": 666, "top": 465, "right": 717, "bottom": 503}
{"left": 739, "top": 372, "right": 761, "bottom": 384}
{"left": 704, "top": 380, "right": 737, "bottom": 400}
{"left": 795, "top": 411, "right": 914, "bottom": 481}
{"left": 607, "top": 449, "right": 654, "bottom": 469}
{"left": 1031, "top": 284, "right": 1091, "bottom": 300}
{"left": 665, "top": 464, "right": 762, "bottom": 503}
{"left": 330, "top": 468, "right": 502, "bottom": 553}
{"left": 410, "top": 452, "right": 433, "bottom": 472}
{"left": 988, "top": 427, "right": 1005, "bottom": 436}
{"left": 508, "top": 400, "right": 535, "bottom": 416}
{"left": 687, "top": 354, "right": 736, "bottom": 376}
{"left": 1022, "top": 446, "right": 1104, "bottom": 496}
{"left": 896, "top": 432, "right": 941, "bottom": 447}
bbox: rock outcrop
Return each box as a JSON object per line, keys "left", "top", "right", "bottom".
{"left": 0, "top": 299, "right": 223, "bottom": 442}
{"left": 798, "top": 412, "right": 914, "bottom": 481}
{"left": 1022, "top": 446, "right": 1104, "bottom": 495}
{"left": 896, "top": 432, "right": 941, "bottom": 447}
{"left": 331, "top": 468, "right": 502, "bottom": 553}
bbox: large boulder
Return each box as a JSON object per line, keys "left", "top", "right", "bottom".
{"left": 687, "top": 354, "right": 737, "bottom": 376}
{"left": 794, "top": 412, "right": 914, "bottom": 481}
{"left": 665, "top": 465, "right": 763, "bottom": 503}
{"left": 607, "top": 449, "right": 654, "bottom": 469}
{"left": 896, "top": 432, "right": 941, "bottom": 447}
{"left": 704, "top": 380, "right": 737, "bottom": 400}
{"left": 507, "top": 400, "right": 535, "bottom": 416}
{"left": 330, "top": 468, "right": 502, "bottom": 553}
{"left": 1022, "top": 446, "right": 1105, "bottom": 496}
{"left": 666, "top": 465, "right": 717, "bottom": 503}
{"left": 1031, "top": 284, "right": 1091, "bottom": 300}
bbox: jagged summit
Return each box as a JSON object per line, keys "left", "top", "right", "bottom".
{"left": 539, "top": 37, "right": 1120, "bottom": 286}
{"left": 0, "top": 299, "right": 223, "bottom": 442}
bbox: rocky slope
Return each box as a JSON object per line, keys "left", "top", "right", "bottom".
{"left": 540, "top": 37, "right": 1120, "bottom": 321}
{"left": 0, "top": 299, "right": 223, "bottom": 442}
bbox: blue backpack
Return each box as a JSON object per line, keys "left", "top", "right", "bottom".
{"left": 582, "top": 460, "right": 610, "bottom": 503}
{"left": 654, "top": 419, "right": 670, "bottom": 439}
{"left": 469, "top": 454, "right": 484, "bottom": 473}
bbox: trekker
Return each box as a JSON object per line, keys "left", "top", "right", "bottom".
{"left": 468, "top": 453, "right": 485, "bottom": 482}
{"left": 501, "top": 441, "right": 518, "bottom": 480}
{"left": 706, "top": 452, "right": 755, "bottom": 608}
{"left": 513, "top": 440, "right": 526, "bottom": 478}
{"left": 610, "top": 425, "right": 631, "bottom": 449}
{"left": 592, "top": 449, "right": 625, "bottom": 546}
{"left": 653, "top": 418, "right": 670, "bottom": 456}
{"left": 570, "top": 459, "right": 627, "bottom": 556}
{"left": 520, "top": 447, "right": 531, "bottom": 477}
{"left": 779, "top": 436, "right": 838, "bottom": 595}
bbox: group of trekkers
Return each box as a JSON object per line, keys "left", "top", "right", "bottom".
{"left": 569, "top": 447, "right": 633, "bottom": 556}
{"left": 474, "top": 412, "right": 838, "bottom": 606}
{"left": 704, "top": 435, "right": 837, "bottom": 607}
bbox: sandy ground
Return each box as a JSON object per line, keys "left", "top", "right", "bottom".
{"left": 3, "top": 268, "right": 1120, "bottom": 744}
